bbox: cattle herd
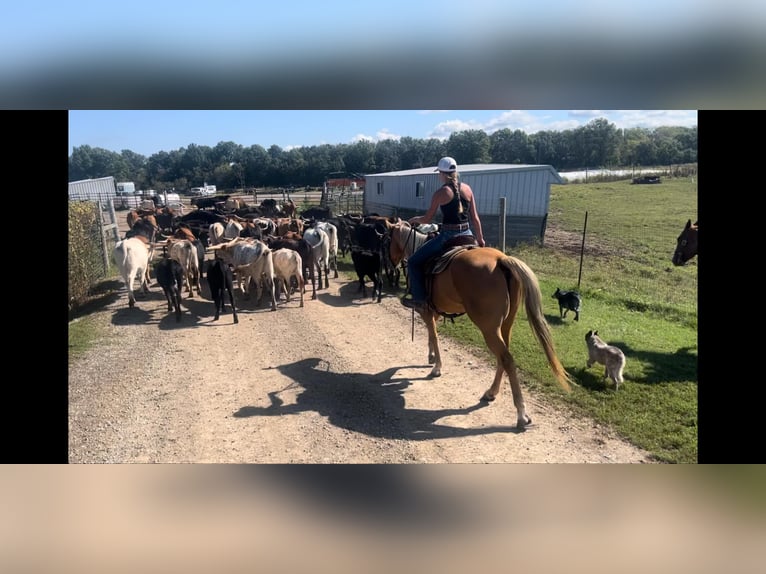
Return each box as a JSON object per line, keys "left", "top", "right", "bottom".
{"left": 113, "top": 196, "right": 404, "bottom": 322}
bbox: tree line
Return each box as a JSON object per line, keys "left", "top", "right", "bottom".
{"left": 68, "top": 117, "right": 697, "bottom": 192}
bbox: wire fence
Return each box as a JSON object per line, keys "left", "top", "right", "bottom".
{"left": 537, "top": 208, "right": 697, "bottom": 319}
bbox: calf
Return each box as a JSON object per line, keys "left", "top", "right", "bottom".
{"left": 113, "top": 237, "right": 151, "bottom": 308}
{"left": 167, "top": 238, "right": 202, "bottom": 298}
{"left": 206, "top": 258, "right": 239, "bottom": 323}
{"left": 272, "top": 248, "right": 305, "bottom": 308}
{"left": 125, "top": 216, "right": 159, "bottom": 284}
{"left": 264, "top": 236, "right": 317, "bottom": 301}
{"left": 154, "top": 256, "right": 184, "bottom": 322}
{"left": 552, "top": 288, "right": 581, "bottom": 321}
{"left": 303, "top": 226, "right": 330, "bottom": 289}
{"left": 209, "top": 238, "right": 277, "bottom": 311}
{"left": 351, "top": 249, "right": 383, "bottom": 303}
{"left": 315, "top": 221, "right": 339, "bottom": 278}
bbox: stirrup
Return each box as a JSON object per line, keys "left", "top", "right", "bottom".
{"left": 401, "top": 296, "right": 426, "bottom": 311}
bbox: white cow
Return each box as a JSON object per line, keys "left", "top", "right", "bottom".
{"left": 210, "top": 238, "right": 277, "bottom": 311}
{"left": 167, "top": 238, "right": 202, "bottom": 298}
{"left": 224, "top": 219, "right": 244, "bottom": 240}
{"left": 253, "top": 217, "right": 277, "bottom": 236}
{"left": 315, "top": 221, "right": 339, "bottom": 278}
{"left": 113, "top": 237, "right": 151, "bottom": 308}
{"left": 302, "top": 227, "right": 330, "bottom": 289}
{"left": 272, "top": 248, "right": 305, "bottom": 308}
{"left": 208, "top": 222, "right": 225, "bottom": 246}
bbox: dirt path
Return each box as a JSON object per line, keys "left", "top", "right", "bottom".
{"left": 69, "top": 238, "right": 655, "bottom": 463}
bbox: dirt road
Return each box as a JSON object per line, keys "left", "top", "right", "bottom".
{"left": 69, "top": 212, "right": 652, "bottom": 463}
{"left": 68, "top": 239, "right": 655, "bottom": 463}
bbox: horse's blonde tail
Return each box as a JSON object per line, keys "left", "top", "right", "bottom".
{"left": 502, "top": 256, "right": 574, "bottom": 392}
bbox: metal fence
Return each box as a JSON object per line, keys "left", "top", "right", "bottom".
{"left": 539, "top": 209, "right": 698, "bottom": 317}
{"left": 68, "top": 199, "right": 120, "bottom": 311}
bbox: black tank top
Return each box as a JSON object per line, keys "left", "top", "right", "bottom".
{"left": 439, "top": 183, "right": 470, "bottom": 224}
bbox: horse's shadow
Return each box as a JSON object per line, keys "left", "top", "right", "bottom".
{"left": 233, "top": 357, "right": 522, "bottom": 438}
{"left": 615, "top": 342, "right": 697, "bottom": 385}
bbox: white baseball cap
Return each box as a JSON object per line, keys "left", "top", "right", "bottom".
{"left": 435, "top": 156, "right": 457, "bottom": 173}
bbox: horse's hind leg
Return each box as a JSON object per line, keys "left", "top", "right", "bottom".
{"left": 480, "top": 322, "right": 530, "bottom": 428}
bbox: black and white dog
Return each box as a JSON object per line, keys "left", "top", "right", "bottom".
{"left": 552, "top": 288, "right": 581, "bottom": 321}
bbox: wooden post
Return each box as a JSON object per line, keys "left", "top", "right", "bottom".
{"left": 498, "top": 197, "right": 507, "bottom": 253}
{"left": 107, "top": 198, "right": 119, "bottom": 242}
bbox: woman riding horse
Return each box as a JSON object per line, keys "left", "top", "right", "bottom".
{"left": 401, "top": 157, "right": 486, "bottom": 312}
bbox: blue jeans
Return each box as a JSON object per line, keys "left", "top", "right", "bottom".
{"left": 406, "top": 229, "right": 473, "bottom": 301}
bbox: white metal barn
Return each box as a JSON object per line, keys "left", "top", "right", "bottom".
{"left": 363, "top": 164, "right": 565, "bottom": 247}
{"left": 68, "top": 176, "right": 117, "bottom": 203}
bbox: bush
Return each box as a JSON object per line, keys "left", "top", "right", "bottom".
{"left": 69, "top": 202, "right": 107, "bottom": 312}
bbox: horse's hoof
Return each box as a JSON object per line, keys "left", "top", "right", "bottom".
{"left": 481, "top": 392, "right": 496, "bottom": 402}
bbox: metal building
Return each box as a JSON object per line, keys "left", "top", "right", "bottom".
{"left": 68, "top": 176, "right": 117, "bottom": 203}
{"left": 363, "top": 163, "right": 565, "bottom": 247}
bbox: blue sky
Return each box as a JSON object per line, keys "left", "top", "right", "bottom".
{"left": 4, "top": 3, "right": 764, "bottom": 108}
{"left": 68, "top": 110, "right": 697, "bottom": 158}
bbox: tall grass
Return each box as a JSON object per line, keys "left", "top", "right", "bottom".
{"left": 366, "top": 176, "right": 698, "bottom": 463}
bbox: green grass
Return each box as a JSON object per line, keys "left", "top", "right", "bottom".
{"left": 349, "top": 176, "right": 698, "bottom": 463}
{"left": 68, "top": 314, "right": 105, "bottom": 363}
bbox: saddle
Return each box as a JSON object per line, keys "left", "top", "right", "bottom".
{"left": 421, "top": 235, "right": 480, "bottom": 320}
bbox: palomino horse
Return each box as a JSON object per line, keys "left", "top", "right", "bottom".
{"left": 672, "top": 219, "right": 698, "bottom": 266}
{"left": 389, "top": 222, "right": 573, "bottom": 429}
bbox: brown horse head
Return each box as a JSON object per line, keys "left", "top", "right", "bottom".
{"left": 672, "top": 219, "right": 698, "bottom": 266}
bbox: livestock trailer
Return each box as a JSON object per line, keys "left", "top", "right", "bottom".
{"left": 363, "top": 163, "right": 565, "bottom": 247}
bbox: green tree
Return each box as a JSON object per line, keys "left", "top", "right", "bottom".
{"left": 489, "top": 128, "right": 534, "bottom": 163}
{"left": 69, "top": 145, "right": 130, "bottom": 181}
{"left": 373, "top": 139, "right": 400, "bottom": 173}
{"left": 447, "top": 129, "right": 490, "bottom": 164}
{"left": 344, "top": 140, "right": 377, "bottom": 174}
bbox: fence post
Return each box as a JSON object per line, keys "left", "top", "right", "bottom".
{"left": 98, "top": 201, "right": 110, "bottom": 273}
{"left": 577, "top": 211, "right": 588, "bottom": 290}
{"left": 107, "top": 198, "right": 119, "bottom": 243}
{"left": 498, "top": 197, "right": 506, "bottom": 252}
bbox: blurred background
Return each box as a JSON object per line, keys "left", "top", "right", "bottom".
{"left": 2, "top": 1, "right": 764, "bottom": 108}
{"left": 1, "top": 465, "right": 764, "bottom": 573}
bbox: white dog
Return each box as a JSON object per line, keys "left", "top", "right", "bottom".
{"left": 585, "top": 330, "right": 626, "bottom": 390}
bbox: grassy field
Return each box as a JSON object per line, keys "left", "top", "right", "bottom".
{"left": 342, "top": 176, "right": 698, "bottom": 463}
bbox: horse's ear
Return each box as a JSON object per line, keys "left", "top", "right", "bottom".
{"left": 594, "top": 330, "right": 598, "bottom": 336}
{"left": 685, "top": 219, "right": 692, "bottom": 229}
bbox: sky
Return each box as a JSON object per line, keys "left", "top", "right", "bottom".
{"left": 4, "top": 2, "right": 765, "bottom": 108}
{"left": 68, "top": 110, "right": 698, "bottom": 158}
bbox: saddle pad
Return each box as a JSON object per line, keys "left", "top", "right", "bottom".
{"left": 427, "top": 245, "right": 480, "bottom": 275}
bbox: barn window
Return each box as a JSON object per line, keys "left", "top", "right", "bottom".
{"left": 415, "top": 181, "right": 425, "bottom": 198}
{"left": 376, "top": 181, "right": 384, "bottom": 195}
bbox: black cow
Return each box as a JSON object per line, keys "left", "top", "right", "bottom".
{"left": 301, "top": 206, "right": 333, "bottom": 221}
{"left": 206, "top": 258, "right": 238, "bottom": 323}
{"left": 154, "top": 257, "right": 184, "bottom": 322}
{"left": 191, "top": 194, "right": 230, "bottom": 210}
{"left": 350, "top": 249, "right": 383, "bottom": 303}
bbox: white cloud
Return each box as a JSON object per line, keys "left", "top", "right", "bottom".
{"left": 352, "top": 129, "right": 401, "bottom": 143}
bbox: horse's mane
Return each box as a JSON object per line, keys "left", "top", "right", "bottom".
{"left": 393, "top": 222, "right": 429, "bottom": 254}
